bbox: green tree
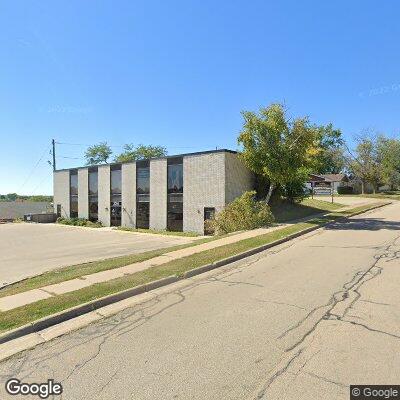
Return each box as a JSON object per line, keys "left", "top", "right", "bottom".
{"left": 114, "top": 144, "right": 167, "bottom": 163}
{"left": 377, "top": 136, "right": 400, "bottom": 190}
{"left": 211, "top": 191, "right": 274, "bottom": 234}
{"left": 313, "top": 123, "right": 345, "bottom": 174}
{"left": 349, "top": 135, "right": 382, "bottom": 194}
{"left": 238, "top": 103, "right": 318, "bottom": 203}
{"left": 84, "top": 142, "right": 113, "bottom": 165}
{"left": 6, "top": 193, "right": 18, "bottom": 201}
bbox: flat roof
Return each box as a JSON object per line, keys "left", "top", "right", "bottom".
{"left": 54, "top": 148, "right": 237, "bottom": 172}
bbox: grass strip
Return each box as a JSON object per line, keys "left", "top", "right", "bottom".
{"left": 116, "top": 227, "right": 200, "bottom": 237}
{"left": 0, "top": 202, "right": 385, "bottom": 334}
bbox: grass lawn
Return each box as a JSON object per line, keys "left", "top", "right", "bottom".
{"left": 116, "top": 227, "right": 200, "bottom": 237}
{"left": 270, "top": 197, "right": 343, "bottom": 223}
{"left": 0, "top": 201, "right": 386, "bottom": 334}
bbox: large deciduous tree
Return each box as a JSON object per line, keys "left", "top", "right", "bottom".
{"left": 377, "top": 136, "right": 400, "bottom": 190}
{"left": 238, "top": 103, "right": 318, "bottom": 203}
{"left": 114, "top": 144, "right": 167, "bottom": 163}
{"left": 313, "top": 123, "right": 345, "bottom": 174}
{"left": 349, "top": 135, "right": 382, "bottom": 194}
{"left": 84, "top": 142, "right": 113, "bottom": 165}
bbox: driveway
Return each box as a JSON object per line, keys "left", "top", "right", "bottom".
{"left": 0, "top": 223, "right": 197, "bottom": 287}
{"left": 314, "top": 195, "right": 380, "bottom": 206}
{"left": 0, "top": 202, "right": 398, "bottom": 399}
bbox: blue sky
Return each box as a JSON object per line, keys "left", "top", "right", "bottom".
{"left": 1, "top": 0, "right": 399, "bottom": 195}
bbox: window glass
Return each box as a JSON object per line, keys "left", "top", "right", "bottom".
{"left": 70, "top": 171, "right": 78, "bottom": 196}
{"left": 111, "top": 168, "right": 122, "bottom": 194}
{"left": 70, "top": 198, "right": 78, "bottom": 218}
{"left": 137, "top": 167, "right": 150, "bottom": 194}
{"left": 70, "top": 171, "right": 78, "bottom": 218}
{"left": 88, "top": 171, "right": 98, "bottom": 195}
{"left": 167, "top": 202, "right": 183, "bottom": 231}
{"left": 168, "top": 164, "right": 183, "bottom": 194}
{"left": 136, "top": 163, "right": 150, "bottom": 228}
{"left": 89, "top": 197, "right": 98, "bottom": 222}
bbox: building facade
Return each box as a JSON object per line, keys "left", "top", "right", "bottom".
{"left": 53, "top": 149, "right": 254, "bottom": 234}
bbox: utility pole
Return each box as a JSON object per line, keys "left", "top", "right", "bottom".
{"left": 52, "top": 139, "right": 56, "bottom": 171}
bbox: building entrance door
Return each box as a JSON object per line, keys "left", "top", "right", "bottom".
{"left": 204, "top": 207, "right": 215, "bottom": 235}
{"left": 110, "top": 200, "right": 121, "bottom": 226}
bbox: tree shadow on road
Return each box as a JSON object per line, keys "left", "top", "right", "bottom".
{"left": 325, "top": 218, "right": 400, "bottom": 231}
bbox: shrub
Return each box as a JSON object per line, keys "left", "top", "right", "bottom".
{"left": 212, "top": 191, "right": 274, "bottom": 234}
{"left": 56, "top": 217, "right": 102, "bottom": 228}
{"left": 337, "top": 186, "right": 353, "bottom": 194}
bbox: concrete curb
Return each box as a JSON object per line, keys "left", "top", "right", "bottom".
{"left": 0, "top": 201, "right": 390, "bottom": 350}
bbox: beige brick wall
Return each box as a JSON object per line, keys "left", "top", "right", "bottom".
{"left": 225, "top": 152, "right": 255, "bottom": 204}
{"left": 78, "top": 168, "right": 89, "bottom": 219}
{"left": 150, "top": 159, "right": 167, "bottom": 230}
{"left": 98, "top": 165, "right": 110, "bottom": 226}
{"left": 122, "top": 163, "right": 136, "bottom": 227}
{"left": 53, "top": 170, "right": 70, "bottom": 218}
{"left": 183, "top": 152, "right": 226, "bottom": 233}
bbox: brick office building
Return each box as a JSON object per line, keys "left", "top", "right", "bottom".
{"left": 53, "top": 149, "right": 254, "bottom": 234}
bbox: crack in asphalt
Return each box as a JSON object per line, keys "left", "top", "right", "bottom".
{"left": 2, "top": 212, "right": 399, "bottom": 400}
{"left": 334, "top": 319, "right": 400, "bottom": 340}
{"left": 253, "top": 229, "right": 400, "bottom": 399}
{"left": 279, "top": 233, "right": 399, "bottom": 353}
{"left": 360, "top": 299, "right": 391, "bottom": 306}
{"left": 305, "top": 371, "right": 348, "bottom": 389}
{"left": 254, "top": 299, "right": 307, "bottom": 311}
{"left": 255, "top": 348, "right": 304, "bottom": 400}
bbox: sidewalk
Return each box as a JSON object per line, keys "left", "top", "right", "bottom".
{"left": 0, "top": 221, "right": 298, "bottom": 312}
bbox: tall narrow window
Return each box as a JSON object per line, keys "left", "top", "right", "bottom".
{"left": 110, "top": 165, "right": 122, "bottom": 226}
{"left": 70, "top": 170, "right": 78, "bottom": 218}
{"left": 88, "top": 168, "right": 98, "bottom": 222}
{"left": 167, "top": 158, "right": 183, "bottom": 231}
{"left": 136, "top": 160, "right": 150, "bottom": 229}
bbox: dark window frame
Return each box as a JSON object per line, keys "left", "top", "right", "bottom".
{"left": 167, "top": 158, "right": 183, "bottom": 231}
{"left": 69, "top": 170, "right": 78, "bottom": 218}
{"left": 88, "top": 167, "right": 98, "bottom": 222}
{"left": 136, "top": 160, "right": 150, "bottom": 229}
{"left": 110, "top": 164, "right": 122, "bottom": 227}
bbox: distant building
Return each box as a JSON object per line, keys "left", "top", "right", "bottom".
{"left": 53, "top": 149, "right": 255, "bottom": 234}
{"left": 307, "top": 173, "right": 350, "bottom": 194}
{"left": 0, "top": 201, "right": 52, "bottom": 221}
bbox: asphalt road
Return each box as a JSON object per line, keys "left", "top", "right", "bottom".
{"left": 0, "top": 202, "right": 399, "bottom": 399}
{"left": 0, "top": 224, "right": 196, "bottom": 287}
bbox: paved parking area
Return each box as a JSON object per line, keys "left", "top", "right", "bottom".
{"left": 0, "top": 223, "right": 197, "bottom": 287}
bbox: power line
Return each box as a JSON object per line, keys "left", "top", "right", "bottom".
{"left": 55, "top": 141, "right": 200, "bottom": 150}
{"left": 55, "top": 141, "right": 125, "bottom": 148}
{"left": 57, "top": 155, "right": 85, "bottom": 160}
{"left": 17, "top": 145, "right": 51, "bottom": 193}
{"left": 31, "top": 174, "right": 52, "bottom": 194}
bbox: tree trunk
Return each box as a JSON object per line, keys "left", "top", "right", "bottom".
{"left": 361, "top": 180, "right": 365, "bottom": 195}
{"left": 265, "top": 182, "right": 275, "bottom": 204}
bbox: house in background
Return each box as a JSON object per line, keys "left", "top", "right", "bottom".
{"left": 306, "top": 173, "right": 351, "bottom": 195}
